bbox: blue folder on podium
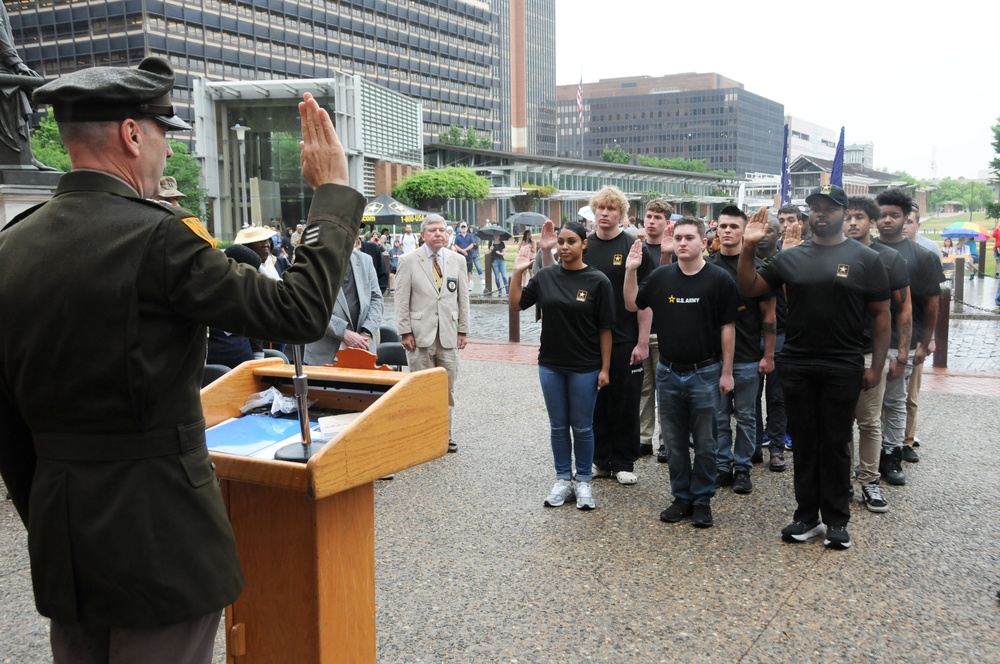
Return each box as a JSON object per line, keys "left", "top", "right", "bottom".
{"left": 206, "top": 415, "right": 317, "bottom": 457}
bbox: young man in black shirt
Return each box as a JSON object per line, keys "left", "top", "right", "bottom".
{"left": 754, "top": 215, "right": 789, "bottom": 472}
{"left": 738, "top": 185, "right": 891, "bottom": 550}
{"left": 846, "top": 196, "right": 911, "bottom": 512}
{"left": 625, "top": 217, "right": 737, "bottom": 528}
{"left": 638, "top": 199, "right": 675, "bottom": 461}
{"left": 874, "top": 189, "right": 943, "bottom": 484}
{"left": 586, "top": 186, "right": 654, "bottom": 485}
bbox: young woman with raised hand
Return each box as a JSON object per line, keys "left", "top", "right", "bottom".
{"left": 510, "top": 221, "right": 613, "bottom": 510}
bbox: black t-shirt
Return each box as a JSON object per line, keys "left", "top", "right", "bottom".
{"left": 757, "top": 239, "right": 890, "bottom": 369}
{"left": 875, "top": 238, "right": 943, "bottom": 350}
{"left": 635, "top": 261, "right": 739, "bottom": 364}
{"left": 519, "top": 264, "right": 616, "bottom": 372}
{"left": 862, "top": 240, "right": 909, "bottom": 353}
{"left": 642, "top": 241, "right": 678, "bottom": 268}
{"left": 586, "top": 230, "right": 653, "bottom": 344}
{"left": 709, "top": 252, "right": 774, "bottom": 363}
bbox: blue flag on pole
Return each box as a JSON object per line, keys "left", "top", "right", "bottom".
{"left": 779, "top": 124, "right": 791, "bottom": 205}
{"left": 830, "top": 126, "right": 845, "bottom": 187}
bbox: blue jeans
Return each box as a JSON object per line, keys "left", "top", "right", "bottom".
{"left": 465, "top": 249, "right": 483, "bottom": 276}
{"left": 657, "top": 361, "right": 721, "bottom": 505}
{"left": 538, "top": 365, "right": 599, "bottom": 482}
{"left": 715, "top": 362, "right": 761, "bottom": 473}
{"left": 491, "top": 256, "right": 509, "bottom": 294}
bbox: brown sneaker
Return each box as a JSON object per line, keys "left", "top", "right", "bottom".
{"left": 769, "top": 448, "right": 786, "bottom": 472}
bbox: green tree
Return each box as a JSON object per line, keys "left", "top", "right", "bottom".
{"left": 392, "top": 166, "right": 490, "bottom": 209}
{"left": 30, "top": 112, "right": 70, "bottom": 172}
{"left": 164, "top": 140, "right": 207, "bottom": 215}
{"left": 985, "top": 202, "right": 1000, "bottom": 226}
{"left": 601, "top": 144, "right": 631, "bottom": 164}
{"left": 438, "top": 125, "right": 491, "bottom": 149}
{"left": 928, "top": 177, "right": 993, "bottom": 212}
{"left": 637, "top": 154, "right": 708, "bottom": 173}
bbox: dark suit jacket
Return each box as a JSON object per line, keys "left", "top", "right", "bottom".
{"left": 0, "top": 170, "right": 363, "bottom": 627}
{"left": 360, "top": 240, "right": 389, "bottom": 293}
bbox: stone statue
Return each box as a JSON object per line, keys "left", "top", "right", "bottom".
{"left": 0, "top": 3, "right": 50, "bottom": 170}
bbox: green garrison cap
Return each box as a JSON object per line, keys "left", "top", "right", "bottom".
{"left": 33, "top": 56, "right": 191, "bottom": 131}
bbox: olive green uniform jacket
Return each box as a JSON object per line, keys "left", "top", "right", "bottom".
{"left": 0, "top": 170, "right": 363, "bottom": 627}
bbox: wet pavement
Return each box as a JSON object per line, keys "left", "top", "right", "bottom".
{"left": 2, "top": 287, "right": 998, "bottom": 662}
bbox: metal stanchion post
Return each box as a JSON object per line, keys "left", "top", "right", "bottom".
{"left": 933, "top": 287, "right": 951, "bottom": 369}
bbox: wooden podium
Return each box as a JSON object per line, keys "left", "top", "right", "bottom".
{"left": 200, "top": 358, "right": 448, "bottom": 663}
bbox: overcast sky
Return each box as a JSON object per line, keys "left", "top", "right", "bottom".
{"left": 554, "top": 0, "right": 998, "bottom": 181}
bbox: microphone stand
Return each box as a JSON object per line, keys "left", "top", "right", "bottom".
{"left": 274, "top": 344, "right": 322, "bottom": 462}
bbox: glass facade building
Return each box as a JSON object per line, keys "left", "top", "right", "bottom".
{"left": 8, "top": 0, "right": 502, "bottom": 145}
{"left": 557, "top": 75, "right": 784, "bottom": 177}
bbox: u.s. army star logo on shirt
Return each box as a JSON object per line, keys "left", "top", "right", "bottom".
{"left": 576, "top": 290, "right": 588, "bottom": 302}
{"left": 836, "top": 264, "right": 850, "bottom": 278}
{"left": 668, "top": 295, "right": 676, "bottom": 303}
{"left": 613, "top": 254, "right": 623, "bottom": 266}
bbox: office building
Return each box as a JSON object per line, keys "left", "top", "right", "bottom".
{"left": 556, "top": 73, "right": 784, "bottom": 176}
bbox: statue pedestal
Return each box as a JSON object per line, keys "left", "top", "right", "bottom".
{"left": 0, "top": 169, "right": 60, "bottom": 229}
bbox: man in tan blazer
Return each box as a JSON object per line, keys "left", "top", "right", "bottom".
{"left": 395, "top": 213, "right": 470, "bottom": 451}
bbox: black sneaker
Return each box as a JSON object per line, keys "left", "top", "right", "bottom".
{"left": 715, "top": 470, "right": 734, "bottom": 488}
{"left": 861, "top": 482, "right": 889, "bottom": 513}
{"left": 781, "top": 519, "right": 825, "bottom": 543}
{"left": 824, "top": 525, "right": 852, "bottom": 549}
{"left": 691, "top": 503, "right": 713, "bottom": 528}
{"left": 733, "top": 469, "right": 753, "bottom": 494}
{"left": 901, "top": 446, "right": 920, "bottom": 463}
{"left": 659, "top": 500, "right": 693, "bottom": 523}
{"left": 656, "top": 445, "right": 668, "bottom": 463}
{"left": 638, "top": 442, "right": 654, "bottom": 456}
{"left": 881, "top": 448, "right": 906, "bottom": 485}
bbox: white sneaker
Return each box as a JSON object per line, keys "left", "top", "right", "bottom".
{"left": 543, "top": 479, "right": 575, "bottom": 507}
{"left": 614, "top": 470, "right": 638, "bottom": 485}
{"left": 575, "top": 481, "right": 595, "bottom": 510}
{"left": 592, "top": 465, "right": 612, "bottom": 478}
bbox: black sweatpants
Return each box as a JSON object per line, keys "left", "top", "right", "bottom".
{"left": 593, "top": 341, "right": 644, "bottom": 473}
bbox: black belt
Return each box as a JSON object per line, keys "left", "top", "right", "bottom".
{"left": 33, "top": 421, "right": 206, "bottom": 461}
{"left": 659, "top": 357, "right": 720, "bottom": 374}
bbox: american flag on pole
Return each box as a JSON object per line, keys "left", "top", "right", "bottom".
{"left": 577, "top": 76, "right": 583, "bottom": 128}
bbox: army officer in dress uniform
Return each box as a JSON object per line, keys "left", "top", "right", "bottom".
{"left": 0, "top": 56, "right": 364, "bottom": 662}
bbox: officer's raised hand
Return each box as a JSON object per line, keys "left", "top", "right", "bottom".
{"left": 299, "top": 92, "right": 348, "bottom": 188}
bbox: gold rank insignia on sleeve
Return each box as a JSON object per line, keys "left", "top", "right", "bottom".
{"left": 181, "top": 217, "right": 218, "bottom": 248}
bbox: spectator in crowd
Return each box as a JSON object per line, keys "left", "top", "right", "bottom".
{"left": 395, "top": 214, "right": 470, "bottom": 452}
{"left": 709, "top": 206, "right": 776, "bottom": 495}
{"left": 452, "top": 221, "right": 484, "bottom": 284}
{"left": 517, "top": 229, "right": 536, "bottom": 285}
{"left": 738, "top": 185, "right": 890, "bottom": 549}
{"left": 510, "top": 221, "right": 613, "bottom": 510}
{"left": 940, "top": 237, "right": 954, "bottom": 257}
{"left": 153, "top": 175, "right": 185, "bottom": 207}
{"left": 583, "top": 186, "right": 653, "bottom": 486}
{"left": 290, "top": 222, "right": 305, "bottom": 249}
{"left": 400, "top": 223, "right": 418, "bottom": 254}
{"left": 388, "top": 239, "right": 404, "bottom": 291}
{"left": 359, "top": 233, "right": 390, "bottom": 295}
{"left": 234, "top": 225, "right": 282, "bottom": 280}
{"left": 488, "top": 232, "right": 510, "bottom": 296}
{"left": 305, "top": 234, "right": 384, "bottom": 364}
{"left": 845, "top": 196, "right": 911, "bottom": 513}
{"left": 625, "top": 216, "right": 736, "bottom": 528}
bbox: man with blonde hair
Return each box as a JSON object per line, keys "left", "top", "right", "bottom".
{"left": 587, "top": 186, "right": 654, "bottom": 485}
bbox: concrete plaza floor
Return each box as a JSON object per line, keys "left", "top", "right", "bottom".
{"left": 1, "top": 305, "right": 998, "bottom": 661}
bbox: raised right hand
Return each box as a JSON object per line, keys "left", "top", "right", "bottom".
{"left": 625, "top": 238, "right": 645, "bottom": 271}
{"left": 299, "top": 92, "right": 349, "bottom": 188}
{"left": 538, "top": 219, "right": 556, "bottom": 252}
{"left": 743, "top": 207, "right": 769, "bottom": 245}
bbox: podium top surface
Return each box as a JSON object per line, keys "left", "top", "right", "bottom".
{"left": 201, "top": 359, "right": 448, "bottom": 498}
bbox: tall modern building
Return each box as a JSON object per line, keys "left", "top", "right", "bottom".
{"left": 557, "top": 73, "right": 784, "bottom": 177}
{"left": 7, "top": 0, "right": 557, "bottom": 155}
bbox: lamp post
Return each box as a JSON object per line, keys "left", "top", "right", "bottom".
{"left": 232, "top": 123, "right": 251, "bottom": 228}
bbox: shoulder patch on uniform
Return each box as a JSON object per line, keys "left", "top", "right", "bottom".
{"left": 181, "top": 217, "right": 217, "bottom": 247}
